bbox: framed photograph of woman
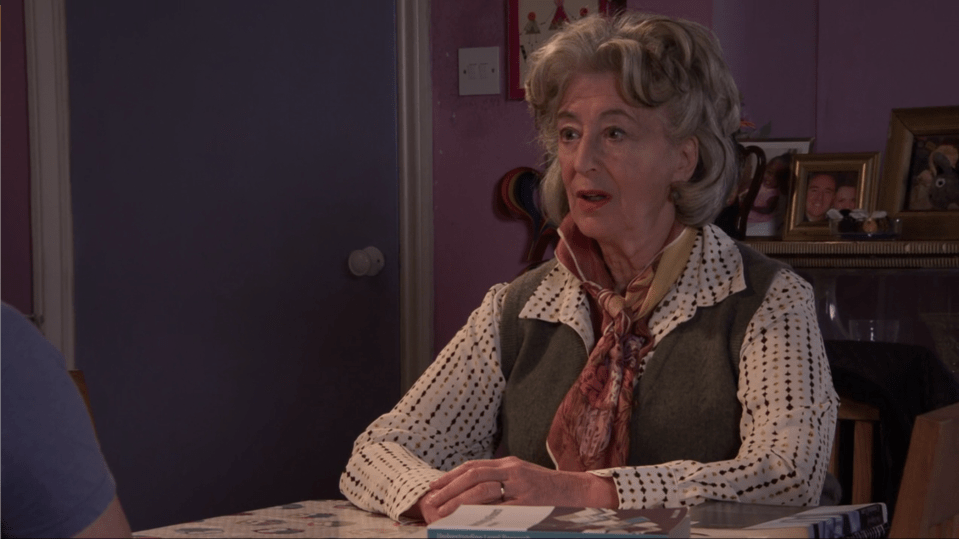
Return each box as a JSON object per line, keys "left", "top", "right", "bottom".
{"left": 507, "top": 0, "right": 625, "bottom": 99}
{"left": 736, "top": 138, "right": 815, "bottom": 238}
{"left": 782, "top": 152, "right": 881, "bottom": 241}
{"left": 876, "top": 106, "right": 959, "bottom": 240}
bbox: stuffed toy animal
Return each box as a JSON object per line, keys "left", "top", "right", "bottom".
{"left": 929, "top": 151, "right": 959, "bottom": 210}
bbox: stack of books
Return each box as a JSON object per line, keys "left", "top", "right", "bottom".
{"left": 427, "top": 505, "right": 690, "bottom": 538}
{"left": 426, "top": 502, "right": 888, "bottom": 538}
{"left": 690, "top": 501, "right": 888, "bottom": 538}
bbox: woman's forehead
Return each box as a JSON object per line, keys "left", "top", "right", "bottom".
{"left": 558, "top": 72, "right": 663, "bottom": 120}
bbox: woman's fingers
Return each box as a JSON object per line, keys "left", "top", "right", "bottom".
{"left": 421, "top": 460, "right": 521, "bottom": 520}
{"left": 430, "top": 467, "right": 499, "bottom": 507}
{"left": 429, "top": 457, "right": 513, "bottom": 491}
{"left": 419, "top": 479, "right": 502, "bottom": 521}
{"left": 436, "top": 480, "right": 502, "bottom": 516}
{"left": 417, "top": 458, "right": 613, "bottom": 524}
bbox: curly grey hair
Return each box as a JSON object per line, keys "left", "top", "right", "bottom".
{"left": 524, "top": 11, "right": 742, "bottom": 227}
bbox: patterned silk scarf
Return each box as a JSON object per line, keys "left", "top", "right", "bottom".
{"left": 546, "top": 216, "right": 696, "bottom": 471}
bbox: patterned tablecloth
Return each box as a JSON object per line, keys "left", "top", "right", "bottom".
{"left": 133, "top": 499, "right": 888, "bottom": 538}
{"left": 133, "top": 500, "right": 426, "bottom": 538}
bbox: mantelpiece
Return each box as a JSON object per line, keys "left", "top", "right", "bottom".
{"left": 744, "top": 240, "right": 959, "bottom": 269}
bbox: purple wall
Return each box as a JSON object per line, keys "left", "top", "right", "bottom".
{"left": 632, "top": 0, "right": 712, "bottom": 25}
{"left": 427, "top": 1, "right": 719, "bottom": 355}
{"left": 429, "top": 0, "right": 959, "bottom": 353}
{"left": 5, "top": 0, "right": 957, "bottom": 358}
{"left": 719, "top": 0, "right": 959, "bottom": 153}
{"left": 713, "top": 0, "right": 818, "bottom": 139}
{"left": 1, "top": 0, "right": 34, "bottom": 315}
{"left": 816, "top": 1, "right": 959, "bottom": 153}
{"left": 430, "top": 2, "right": 542, "bottom": 353}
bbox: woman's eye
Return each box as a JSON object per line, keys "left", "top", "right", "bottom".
{"left": 558, "top": 128, "right": 579, "bottom": 141}
{"left": 606, "top": 127, "right": 626, "bottom": 140}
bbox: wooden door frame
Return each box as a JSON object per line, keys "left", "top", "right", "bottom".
{"left": 398, "top": 0, "right": 435, "bottom": 391}
{"left": 24, "top": 0, "right": 76, "bottom": 368}
{"left": 25, "top": 0, "right": 434, "bottom": 388}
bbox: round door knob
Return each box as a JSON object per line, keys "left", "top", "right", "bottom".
{"left": 348, "top": 246, "right": 385, "bottom": 277}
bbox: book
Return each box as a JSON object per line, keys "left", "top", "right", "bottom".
{"left": 689, "top": 501, "right": 888, "bottom": 538}
{"left": 426, "top": 505, "right": 690, "bottom": 538}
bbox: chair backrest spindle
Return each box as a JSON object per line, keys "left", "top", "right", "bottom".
{"left": 889, "top": 401, "right": 959, "bottom": 538}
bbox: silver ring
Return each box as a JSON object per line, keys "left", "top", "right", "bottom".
{"left": 499, "top": 481, "right": 506, "bottom": 502}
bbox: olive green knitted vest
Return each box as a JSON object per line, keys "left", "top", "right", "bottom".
{"left": 498, "top": 242, "right": 786, "bottom": 469}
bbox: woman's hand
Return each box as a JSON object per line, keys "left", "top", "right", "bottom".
{"left": 414, "top": 456, "right": 617, "bottom": 524}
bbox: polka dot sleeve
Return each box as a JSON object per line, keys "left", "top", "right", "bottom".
{"left": 591, "top": 268, "right": 839, "bottom": 509}
{"left": 339, "top": 283, "right": 510, "bottom": 521}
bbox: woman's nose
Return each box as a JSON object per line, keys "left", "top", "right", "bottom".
{"left": 573, "top": 135, "right": 600, "bottom": 173}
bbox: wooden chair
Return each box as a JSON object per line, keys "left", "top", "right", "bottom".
{"left": 825, "top": 340, "right": 959, "bottom": 516}
{"left": 829, "top": 397, "right": 881, "bottom": 505}
{"left": 889, "top": 401, "right": 959, "bottom": 538}
{"left": 69, "top": 369, "right": 98, "bottom": 432}
{"left": 733, "top": 144, "right": 767, "bottom": 239}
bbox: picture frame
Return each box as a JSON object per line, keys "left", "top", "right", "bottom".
{"left": 507, "top": 0, "right": 625, "bottom": 100}
{"left": 736, "top": 138, "right": 815, "bottom": 238}
{"left": 876, "top": 106, "right": 959, "bottom": 240}
{"left": 783, "top": 152, "right": 881, "bottom": 241}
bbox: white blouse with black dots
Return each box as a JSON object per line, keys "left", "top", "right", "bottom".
{"left": 339, "top": 225, "right": 839, "bottom": 521}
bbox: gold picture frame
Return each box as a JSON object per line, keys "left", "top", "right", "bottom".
{"left": 876, "top": 106, "right": 959, "bottom": 240}
{"left": 783, "top": 152, "right": 881, "bottom": 241}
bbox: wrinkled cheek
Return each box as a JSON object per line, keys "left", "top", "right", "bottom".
{"left": 559, "top": 160, "right": 577, "bottom": 202}
{"left": 558, "top": 156, "right": 574, "bottom": 182}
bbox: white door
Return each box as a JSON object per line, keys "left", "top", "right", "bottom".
{"left": 64, "top": 0, "right": 428, "bottom": 530}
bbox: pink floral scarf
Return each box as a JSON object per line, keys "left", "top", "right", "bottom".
{"left": 546, "top": 216, "right": 695, "bottom": 471}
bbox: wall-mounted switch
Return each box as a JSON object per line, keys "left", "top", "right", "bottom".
{"left": 458, "top": 47, "right": 500, "bottom": 96}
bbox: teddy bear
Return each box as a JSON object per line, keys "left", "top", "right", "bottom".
{"left": 929, "top": 151, "right": 959, "bottom": 210}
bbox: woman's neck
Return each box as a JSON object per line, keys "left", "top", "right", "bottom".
{"left": 599, "top": 220, "right": 684, "bottom": 293}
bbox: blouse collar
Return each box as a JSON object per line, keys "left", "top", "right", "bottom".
{"left": 518, "top": 225, "right": 748, "bottom": 350}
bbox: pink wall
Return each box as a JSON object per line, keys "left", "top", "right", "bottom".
{"left": 429, "top": 0, "right": 959, "bottom": 354}
{"left": 430, "top": 2, "right": 543, "bottom": 352}
{"left": 1, "top": 0, "right": 35, "bottom": 315}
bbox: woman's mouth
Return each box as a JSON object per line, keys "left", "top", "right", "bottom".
{"left": 578, "top": 190, "right": 609, "bottom": 201}
{"left": 575, "top": 190, "right": 611, "bottom": 210}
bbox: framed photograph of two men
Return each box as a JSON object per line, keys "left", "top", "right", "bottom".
{"left": 783, "top": 153, "right": 881, "bottom": 241}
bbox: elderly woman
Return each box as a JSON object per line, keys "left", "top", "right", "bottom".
{"left": 340, "top": 11, "right": 838, "bottom": 524}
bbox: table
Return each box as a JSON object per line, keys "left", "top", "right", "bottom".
{"left": 133, "top": 499, "right": 888, "bottom": 538}
{"left": 134, "top": 500, "right": 424, "bottom": 538}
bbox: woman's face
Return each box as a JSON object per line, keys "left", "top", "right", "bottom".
{"left": 557, "top": 72, "right": 696, "bottom": 248}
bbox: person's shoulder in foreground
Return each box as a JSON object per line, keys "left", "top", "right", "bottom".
{"left": 1, "top": 303, "right": 132, "bottom": 538}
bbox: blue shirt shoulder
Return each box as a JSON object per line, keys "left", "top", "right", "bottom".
{"left": 1, "top": 303, "right": 116, "bottom": 538}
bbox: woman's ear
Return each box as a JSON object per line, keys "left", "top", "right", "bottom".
{"left": 674, "top": 136, "right": 699, "bottom": 182}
